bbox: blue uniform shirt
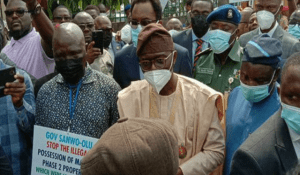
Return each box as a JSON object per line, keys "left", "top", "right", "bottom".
{"left": 224, "top": 86, "right": 280, "bottom": 175}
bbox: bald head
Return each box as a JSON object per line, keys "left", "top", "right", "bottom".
{"left": 290, "top": 9, "right": 300, "bottom": 23}
{"left": 241, "top": 8, "right": 253, "bottom": 22}
{"left": 98, "top": 3, "right": 106, "bottom": 13}
{"left": 73, "top": 12, "right": 95, "bottom": 44}
{"left": 166, "top": 18, "right": 183, "bottom": 31}
{"left": 52, "top": 22, "right": 85, "bottom": 51}
{"left": 73, "top": 12, "right": 93, "bottom": 24}
{"left": 94, "top": 16, "right": 112, "bottom": 30}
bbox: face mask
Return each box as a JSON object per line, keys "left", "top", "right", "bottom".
{"left": 257, "top": 7, "right": 280, "bottom": 30}
{"left": 121, "top": 24, "right": 132, "bottom": 44}
{"left": 288, "top": 24, "right": 300, "bottom": 39}
{"left": 169, "top": 29, "right": 179, "bottom": 37}
{"left": 191, "top": 15, "right": 209, "bottom": 38}
{"left": 281, "top": 103, "right": 300, "bottom": 134}
{"left": 144, "top": 52, "right": 174, "bottom": 94}
{"left": 55, "top": 58, "right": 85, "bottom": 85}
{"left": 131, "top": 24, "right": 142, "bottom": 47}
{"left": 207, "top": 29, "right": 236, "bottom": 54}
{"left": 100, "top": 13, "right": 107, "bottom": 16}
{"left": 103, "top": 31, "right": 112, "bottom": 48}
{"left": 240, "top": 71, "right": 275, "bottom": 103}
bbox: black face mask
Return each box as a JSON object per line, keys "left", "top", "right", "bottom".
{"left": 103, "top": 31, "right": 112, "bottom": 48}
{"left": 191, "top": 15, "right": 210, "bottom": 38}
{"left": 55, "top": 58, "right": 85, "bottom": 85}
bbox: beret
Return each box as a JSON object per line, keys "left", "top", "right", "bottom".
{"left": 124, "top": 4, "right": 131, "bottom": 12}
{"left": 242, "top": 34, "right": 282, "bottom": 69}
{"left": 207, "top": 4, "right": 241, "bottom": 25}
{"left": 80, "top": 118, "right": 179, "bottom": 175}
{"left": 136, "top": 23, "right": 174, "bottom": 56}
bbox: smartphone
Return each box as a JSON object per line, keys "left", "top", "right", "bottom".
{"left": 0, "top": 67, "right": 16, "bottom": 98}
{"left": 92, "top": 30, "right": 104, "bottom": 53}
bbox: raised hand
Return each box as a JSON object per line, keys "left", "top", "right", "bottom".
{"left": 4, "top": 74, "right": 26, "bottom": 108}
{"left": 85, "top": 41, "right": 102, "bottom": 64}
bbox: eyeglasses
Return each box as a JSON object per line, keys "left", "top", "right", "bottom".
{"left": 78, "top": 23, "right": 94, "bottom": 31}
{"left": 139, "top": 51, "right": 174, "bottom": 71}
{"left": 130, "top": 19, "right": 157, "bottom": 29}
{"left": 5, "top": 9, "right": 30, "bottom": 17}
{"left": 53, "top": 16, "right": 71, "bottom": 22}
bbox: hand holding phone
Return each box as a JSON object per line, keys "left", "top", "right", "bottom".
{"left": 92, "top": 30, "right": 104, "bottom": 53}
{"left": 0, "top": 67, "right": 16, "bottom": 98}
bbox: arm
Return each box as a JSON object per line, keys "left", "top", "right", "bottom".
{"left": 5, "top": 71, "right": 35, "bottom": 135}
{"left": 180, "top": 107, "right": 225, "bottom": 175}
{"left": 24, "top": 0, "right": 54, "bottom": 57}
{"left": 109, "top": 83, "right": 121, "bottom": 126}
{"left": 230, "top": 149, "right": 263, "bottom": 175}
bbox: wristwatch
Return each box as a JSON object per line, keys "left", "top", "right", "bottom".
{"left": 31, "top": 3, "right": 42, "bottom": 15}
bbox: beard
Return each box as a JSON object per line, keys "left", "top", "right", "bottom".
{"left": 9, "top": 26, "right": 31, "bottom": 40}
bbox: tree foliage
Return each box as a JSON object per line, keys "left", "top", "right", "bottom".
{"left": 47, "top": 0, "right": 130, "bottom": 19}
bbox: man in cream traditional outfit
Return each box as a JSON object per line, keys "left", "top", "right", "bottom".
{"left": 117, "top": 23, "right": 225, "bottom": 175}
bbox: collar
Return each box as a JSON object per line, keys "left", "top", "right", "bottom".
{"left": 227, "top": 40, "right": 242, "bottom": 62}
{"left": 288, "top": 125, "right": 300, "bottom": 142}
{"left": 56, "top": 64, "right": 96, "bottom": 85}
{"left": 259, "top": 22, "right": 278, "bottom": 37}
{"left": 0, "top": 59, "right": 6, "bottom": 69}
{"left": 192, "top": 29, "right": 209, "bottom": 42}
{"left": 10, "top": 28, "right": 37, "bottom": 46}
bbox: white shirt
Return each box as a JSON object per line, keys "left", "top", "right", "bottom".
{"left": 287, "top": 126, "right": 300, "bottom": 162}
{"left": 259, "top": 22, "right": 279, "bottom": 37}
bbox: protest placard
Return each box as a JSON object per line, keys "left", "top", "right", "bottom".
{"left": 31, "top": 125, "right": 98, "bottom": 175}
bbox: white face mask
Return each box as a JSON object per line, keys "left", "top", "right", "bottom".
{"left": 144, "top": 52, "right": 174, "bottom": 94}
{"left": 257, "top": 7, "right": 280, "bottom": 30}
{"left": 100, "top": 13, "right": 107, "bottom": 16}
{"left": 121, "top": 24, "right": 132, "bottom": 44}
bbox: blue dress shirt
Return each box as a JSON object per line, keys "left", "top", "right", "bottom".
{"left": 0, "top": 59, "right": 35, "bottom": 175}
{"left": 192, "top": 30, "right": 209, "bottom": 62}
{"left": 224, "top": 86, "right": 281, "bottom": 175}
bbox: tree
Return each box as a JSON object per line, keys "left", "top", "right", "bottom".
{"left": 47, "top": 0, "right": 130, "bottom": 19}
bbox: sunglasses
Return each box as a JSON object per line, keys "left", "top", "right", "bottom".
{"left": 5, "top": 9, "right": 30, "bottom": 17}
{"left": 130, "top": 19, "right": 157, "bottom": 29}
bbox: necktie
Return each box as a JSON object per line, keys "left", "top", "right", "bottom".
{"left": 193, "top": 39, "right": 203, "bottom": 73}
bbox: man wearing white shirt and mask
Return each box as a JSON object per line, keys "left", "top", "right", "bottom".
{"left": 239, "top": 0, "right": 300, "bottom": 83}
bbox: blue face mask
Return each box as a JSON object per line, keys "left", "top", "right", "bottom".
{"left": 288, "top": 24, "right": 300, "bottom": 39}
{"left": 281, "top": 103, "right": 300, "bottom": 134}
{"left": 131, "top": 24, "right": 142, "bottom": 47}
{"left": 240, "top": 71, "right": 276, "bottom": 103}
{"left": 207, "top": 29, "right": 236, "bottom": 54}
{"left": 169, "top": 29, "right": 179, "bottom": 37}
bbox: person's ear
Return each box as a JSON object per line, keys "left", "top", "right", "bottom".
{"left": 173, "top": 50, "right": 177, "bottom": 67}
{"left": 273, "top": 68, "right": 281, "bottom": 82}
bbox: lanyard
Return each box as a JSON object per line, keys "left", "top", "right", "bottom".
{"left": 67, "top": 79, "right": 83, "bottom": 132}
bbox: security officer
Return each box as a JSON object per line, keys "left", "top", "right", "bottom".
{"left": 224, "top": 34, "right": 282, "bottom": 175}
{"left": 194, "top": 4, "right": 242, "bottom": 94}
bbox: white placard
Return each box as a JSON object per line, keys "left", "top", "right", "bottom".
{"left": 31, "top": 125, "right": 98, "bottom": 175}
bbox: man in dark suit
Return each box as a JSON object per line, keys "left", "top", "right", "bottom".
{"left": 172, "top": 0, "right": 213, "bottom": 64}
{"left": 239, "top": 0, "right": 300, "bottom": 74}
{"left": 113, "top": 0, "right": 192, "bottom": 89}
{"left": 230, "top": 53, "right": 300, "bottom": 175}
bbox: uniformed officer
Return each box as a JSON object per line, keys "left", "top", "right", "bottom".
{"left": 194, "top": 4, "right": 242, "bottom": 94}
{"left": 224, "top": 34, "right": 282, "bottom": 175}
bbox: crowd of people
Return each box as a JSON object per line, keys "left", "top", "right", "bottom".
{"left": 2, "top": 0, "right": 300, "bottom": 174}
